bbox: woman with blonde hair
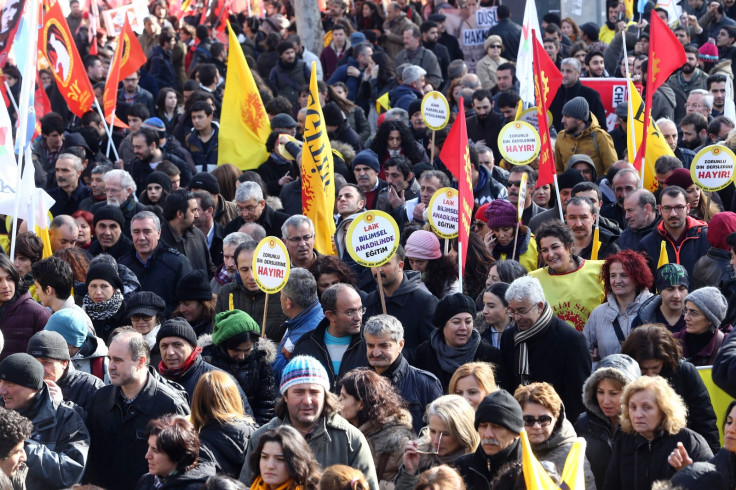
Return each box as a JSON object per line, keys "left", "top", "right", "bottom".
{"left": 448, "top": 362, "right": 497, "bottom": 410}
{"left": 415, "top": 465, "right": 466, "bottom": 490}
{"left": 318, "top": 465, "right": 369, "bottom": 490}
{"left": 394, "top": 395, "right": 478, "bottom": 490}
{"left": 513, "top": 382, "right": 596, "bottom": 488}
{"left": 603, "top": 376, "right": 713, "bottom": 489}
{"left": 191, "top": 371, "right": 257, "bottom": 478}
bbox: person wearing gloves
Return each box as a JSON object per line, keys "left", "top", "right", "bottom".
{"left": 201, "top": 310, "right": 277, "bottom": 426}
{"left": 125, "top": 291, "right": 167, "bottom": 366}
{"left": 0, "top": 353, "right": 90, "bottom": 490}
{"left": 674, "top": 287, "right": 732, "bottom": 366}
{"left": 454, "top": 389, "right": 523, "bottom": 488}
{"left": 45, "top": 308, "right": 109, "bottom": 382}
{"left": 484, "top": 199, "right": 539, "bottom": 272}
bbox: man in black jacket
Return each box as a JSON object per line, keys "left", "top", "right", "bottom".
{"left": 455, "top": 390, "right": 523, "bottom": 488}
{"left": 224, "top": 181, "right": 289, "bottom": 237}
{"left": 84, "top": 330, "right": 189, "bottom": 490}
{"left": 160, "top": 189, "right": 216, "bottom": 277}
{"left": 363, "top": 314, "right": 442, "bottom": 433}
{"left": 88, "top": 205, "right": 133, "bottom": 259}
{"left": 292, "top": 284, "right": 369, "bottom": 392}
{"left": 549, "top": 58, "right": 607, "bottom": 133}
{"left": 465, "top": 89, "right": 506, "bottom": 165}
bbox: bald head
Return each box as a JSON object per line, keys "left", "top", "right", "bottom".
{"left": 49, "top": 215, "right": 79, "bottom": 252}
{"left": 656, "top": 118, "right": 678, "bottom": 152}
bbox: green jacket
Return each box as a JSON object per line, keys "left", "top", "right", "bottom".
{"left": 238, "top": 413, "right": 379, "bottom": 490}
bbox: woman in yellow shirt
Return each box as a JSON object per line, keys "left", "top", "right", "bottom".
{"left": 483, "top": 199, "right": 539, "bottom": 272}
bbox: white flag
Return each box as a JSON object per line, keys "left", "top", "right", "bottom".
{"left": 516, "top": 0, "right": 542, "bottom": 106}
{"left": 0, "top": 100, "right": 18, "bottom": 198}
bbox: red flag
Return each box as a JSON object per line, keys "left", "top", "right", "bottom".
{"left": 639, "top": 14, "right": 687, "bottom": 177}
{"left": 103, "top": 14, "right": 130, "bottom": 129}
{"left": 0, "top": 0, "right": 27, "bottom": 67}
{"left": 439, "top": 100, "right": 473, "bottom": 275}
{"left": 118, "top": 16, "right": 147, "bottom": 80}
{"left": 89, "top": 0, "right": 100, "bottom": 55}
{"left": 532, "top": 33, "right": 559, "bottom": 187}
{"left": 33, "top": 72, "right": 52, "bottom": 139}
{"left": 38, "top": 0, "right": 95, "bottom": 118}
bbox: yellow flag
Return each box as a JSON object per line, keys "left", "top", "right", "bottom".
{"left": 591, "top": 227, "right": 601, "bottom": 261}
{"left": 657, "top": 239, "right": 669, "bottom": 269}
{"left": 302, "top": 62, "right": 336, "bottom": 255}
{"left": 376, "top": 92, "right": 390, "bottom": 113}
{"left": 218, "top": 22, "right": 270, "bottom": 170}
{"left": 521, "top": 429, "right": 557, "bottom": 490}
{"left": 626, "top": 80, "right": 675, "bottom": 192}
{"left": 559, "top": 438, "right": 587, "bottom": 490}
{"left": 697, "top": 366, "right": 731, "bottom": 445}
{"left": 624, "top": 0, "right": 634, "bottom": 19}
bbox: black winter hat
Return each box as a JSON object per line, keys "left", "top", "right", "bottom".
{"left": 126, "top": 291, "right": 166, "bottom": 318}
{"left": 408, "top": 99, "right": 423, "bottom": 117}
{"left": 432, "top": 293, "right": 477, "bottom": 328}
{"left": 277, "top": 41, "right": 294, "bottom": 55}
{"left": 27, "top": 331, "right": 71, "bottom": 361}
{"left": 189, "top": 172, "right": 220, "bottom": 195}
{"left": 556, "top": 168, "right": 585, "bottom": 191}
{"left": 322, "top": 102, "right": 345, "bottom": 126}
{"left": 85, "top": 262, "right": 123, "bottom": 291}
{"left": 145, "top": 171, "right": 173, "bottom": 194}
{"left": 157, "top": 318, "right": 198, "bottom": 347}
{"left": 93, "top": 204, "right": 125, "bottom": 227}
{"left": 175, "top": 270, "right": 212, "bottom": 302}
{"left": 0, "top": 354, "right": 45, "bottom": 390}
{"left": 475, "top": 389, "right": 524, "bottom": 433}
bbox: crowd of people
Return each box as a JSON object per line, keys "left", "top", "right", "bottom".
{"left": 4, "top": 0, "right": 736, "bottom": 488}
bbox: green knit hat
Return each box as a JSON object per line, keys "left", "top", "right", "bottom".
{"left": 213, "top": 310, "right": 260, "bottom": 345}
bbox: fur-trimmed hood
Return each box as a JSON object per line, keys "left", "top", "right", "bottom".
{"left": 359, "top": 408, "right": 415, "bottom": 455}
{"left": 198, "top": 334, "right": 278, "bottom": 364}
{"left": 581, "top": 354, "right": 641, "bottom": 421}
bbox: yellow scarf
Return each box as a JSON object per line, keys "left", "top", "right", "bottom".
{"left": 250, "top": 475, "right": 300, "bottom": 490}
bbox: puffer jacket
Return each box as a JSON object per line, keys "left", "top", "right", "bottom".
{"left": 637, "top": 216, "right": 709, "bottom": 279}
{"left": 7, "top": 385, "right": 90, "bottom": 490}
{"left": 584, "top": 290, "right": 654, "bottom": 360}
{"left": 553, "top": 114, "right": 618, "bottom": 177}
{"left": 240, "top": 413, "right": 379, "bottom": 490}
{"left": 713, "top": 328, "right": 736, "bottom": 397}
{"left": 602, "top": 428, "right": 712, "bottom": 490}
{"left": 214, "top": 276, "right": 286, "bottom": 342}
{"left": 57, "top": 362, "right": 104, "bottom": 421}
{"left": 0, "top": 291, "right": 51, "bottom": 360}
{"left": 134, "top": 462, "right": 216, "bottom": 489}
{"left": 575, "top": 354, "right": 642, "bottom": 489}
{"left": 712, "top": 447, "right": 736, "bottom": 489}
{"left": 200, "top": 335, "right": 277, "bottom": 425}
{"left": 381, "top": 355, "right": 443, "bottom": 434}
{"left": 360, "top": 409, "right": 415, "bottom": 488}
{"left": 531, "top": 410, "right": 597, "bottom": 489}
{"left": 198, "top": 419, "right": 257, "bottom": 478}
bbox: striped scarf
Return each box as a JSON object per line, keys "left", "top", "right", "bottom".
{"left": 513, "top": 302, "right": 553, "bottom": 384}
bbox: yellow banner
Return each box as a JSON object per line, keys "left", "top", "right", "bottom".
{"left": 697, "top": 366, "right": 733, "bottom": 445}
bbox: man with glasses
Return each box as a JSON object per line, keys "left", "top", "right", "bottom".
{"left": 224, "top": 181, "right": 289, "bottom": 237}
{"left": 685, "top": 89, "right": 713, "bottom": 120}
{"left": 498, "top": 276, "right": 591, "bottom": 420}
{"left": 282, "top": 215, "right": 319, "bottom": 269}
{"left": 117, "top": 70, "right": 155, "bottom": 115}
{"left": 638, "top": 186, "right": 710, "bottom": 278}
{"left": 507, "top": 166, "right": 543, "bottom": 225}
{"left": 91, "top": 169, "right": 148, "bottom": 238}
{"left": 292, "top": 284, "right": 369, "bottom": 392}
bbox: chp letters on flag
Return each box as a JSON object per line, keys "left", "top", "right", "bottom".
{"left": 532, "top": 32, "right": 561, "bottom": 188}
{"left": 218, "top": 21, "right": 270, "bottom": 170}
{"left": 301, "top": 61, "right": 336, "bottom": 256}
{"left": 439, "top": 100, "right": 473, "bottom": 274}
{"left": 38, "top": 0, "right": 95, "bottom": 118}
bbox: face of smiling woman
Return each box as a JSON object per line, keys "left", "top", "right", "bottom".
{"left": 444, "top": 312, "right": 474, "bottom": 348}
{"left": 539, "top": 236, "right": 574, "bottom": 273}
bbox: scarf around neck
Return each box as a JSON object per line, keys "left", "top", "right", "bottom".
{"left": 513, "top": 302, "right": 553, "bottom": 384}
{"left": 429, "top": 327, "right": 481, "bottom": 374}
{"left": 492, "top": 228, "right": 531, "bottom": 261}
{"left": 83, "top": 290, "right": 124, "bottom": 320}
{"left": 159, "top": 346, "right": 202, "bottom": 379}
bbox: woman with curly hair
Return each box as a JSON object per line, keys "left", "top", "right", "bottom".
{"left": 404, "top": 230, "right": 459, "bottom": 299}
{"left": 370, "top": 120, "right": 427, "bottom": 172}
{"left": 0, "top": 406, "right": 32, "bottom": 485}
{"left": 309, "top": 254, "right": 359, "bottom": 299}
{"left": 248, "top": 425, "right": 321, "bottom": 489}
{"left": 583, "top": 250, "right": 654, "bottom": 360}
{"left": 338, "top": 368, "right": 414, "bottom": 487}
{"left": 622, "top": 324, "right": 721, "bottom": 453}
{"left": 72, "top": 210, "right": 94, "bottom": 250}
{"left": 603, "top": 376, "right": 712, "bottom": 490}
{"left": 356, "top": 1, "right": 383, "bottom": 30}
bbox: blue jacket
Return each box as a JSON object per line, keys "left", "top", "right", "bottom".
{"left": 148, "top": 45, "right": 179, "bottom": 91}
{"left": 636, "top": 216, "right": 709, "bottom": 279}
{"left": 327, "top": 57, "right": 362, "bottom": 101}
{"left": 273, "top": 301, "right": 325, "bottom": 382}
{"left": 388, "top": 84, "right": 422, "bottom": 112}
{"left": 382, "top": 355, "right": 442, "bottom": 433}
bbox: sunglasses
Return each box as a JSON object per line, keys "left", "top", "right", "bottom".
{"left": 523, "top": 415, "right": 553, "bottom": 427}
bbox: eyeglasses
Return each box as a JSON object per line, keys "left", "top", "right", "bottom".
{"left": 507, "top": 180, "right": 523, "bottom": 188}
{"left": 660, "top": 205, "right": 687, "bottom": 214}
{"left": 686, "top": 103, "right": 704, "bottom": 109}
{"left": 523, "top": 415, "right": 553, "bottom": 427}
{"left": 237, "top": 204, "right": 260, "bottom": 213}
{"left": 506, "top": 305, "right": 537, "bottom": 318}
{"left": 489, "top": 44, "right": 502, "bottom": 49}
{"left": 414, "top": 431, "right": 443, "bottom": 455}
{"left": 337, "top": 307, "right": 366, "bottom": 318}
{"left": 131, "top": 314, "right": 154, "bottom": 321}
{"left": 683, "top": 308, "right": 702, "bottom": 317}
{"left": 286, "top": 234, "right": 314, "bottom": 243}
{"left": 471, "top": 220, "right": 486, "bottom": 231}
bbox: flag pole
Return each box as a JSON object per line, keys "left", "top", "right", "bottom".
{"left": 3, "top": 81, "right": 19, "bottom": 115}
{"left": 93, "top": 98, "right": 121, "bottom": 161}
{"left": 554, "top": 174, "right": 564, "bottom": 221}
{"left": 621, "top": 27, "right": 640, "bottom": 187}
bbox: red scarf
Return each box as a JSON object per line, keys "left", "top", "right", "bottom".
{"left": 159, "top": 346, "right": 202, "bottom": 379}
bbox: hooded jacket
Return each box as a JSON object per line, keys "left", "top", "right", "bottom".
{"left": 584, "top": 290, "right": 654, "bottom": 360}
{"left": 214, "top": 276, "right": 286, "bottom": 342}
{"left": 637, "top": 216, "right": 709, "bottom": 279}
{"left": 574, "top": 354, "right": 641, "bottom": 489}
{"left": 553, "top": 114, "right": 618, "bottom": 177}
{"left": 388, "top": 84, "right": 423, "bottom": 113}
{"left": 631, "top": 294, "right": 686, "bottom": 333}
{"left": 71, "top": 334, "right": 109, "bottom": 381}
{"left": 273, "top": 301, "right": 325, "bottom": 382}
{"left": 5, "top": 385, "right": 90, "bottom": 490}
{"left": 359, "top": 409, "right": 415, "bottom": 486}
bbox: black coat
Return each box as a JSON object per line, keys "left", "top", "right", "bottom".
{"left": 413, "top": 336, "right": 501, "bottom": 393}
{"left": 602, "top": 428, "right": 712, "bottom": 490}
{"left": 84, "top": 368, "right": 190, "bottom": 490}
{"left": 712, "top": 448, "right": 736, "bottom": 489}
{"left": 291, "top": 318, "right": 370, "bottom": 393}
{"left": 499, "top": 314, "right": 591, "bottom": 421}
{"left": 87, "top": 233, "right": 133, "bottom": 260}
{"left": 380, "top": 355, "right": 443, "bottom": 434}
{"left": 714, "top": 328, "right": 736, "bottom": 398}
{"left": 256, "top": 154, "right": 297, "bottom": 197}
{"left": 160, "top": 220, "right": 216, "bottom": 277}
{"left": 134, "top": 462, "right": 216, "bottom": 489}
{"left": 465, "top": 110, "right": 506, "bottom": 166}
{"left": 549, "top": 81, "right": 608, "bottom": 134}
{"left": 198, "top": 420, "right": 256, "bottom": 478}
{"left": 57, "top": 363, "right": 104, "bottom": 421}
{"left": 89, "top": 299, "right": 128, "bottom": 343}
{"left": 455, "top": 438, "right": 522, "bottom": 489}
{"left": 574, "top": 411, "right": 619, "bottom": 489}
{"left": 202, "top": 339, "right": 276, "bottom": 426}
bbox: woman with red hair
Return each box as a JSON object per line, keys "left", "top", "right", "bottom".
{"left": 583, "top": 250, "right": 654, "bottom": 361}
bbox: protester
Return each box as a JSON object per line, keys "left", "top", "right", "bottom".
{"left": 247, "top": 425, "right": 321, "bottom": 489}
{"left": 674, "top": 287, "right": 732, "bottom": 366}
{"left": 448, "top": 362, "right": 498, "bottom": 410}
{"left": 478, "top": 283, "right": 513, "bottom": 348}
